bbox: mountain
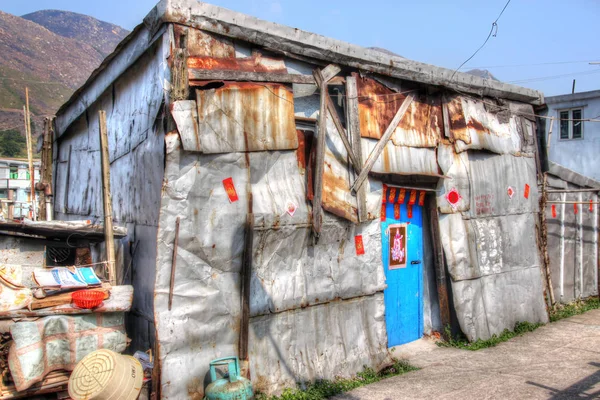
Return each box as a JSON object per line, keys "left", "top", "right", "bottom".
{"left": 465, "top": 68, "right": 500, "bottom": 82}
{"left": 22, "top": 10, "right": 128, "bottom": 58}
{"left": 0, "top": 9, "right": 129, "bottom": 143}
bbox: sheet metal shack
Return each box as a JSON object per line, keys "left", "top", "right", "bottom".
{"left": 52, "top": 0, "right": 549, "bottom": 397}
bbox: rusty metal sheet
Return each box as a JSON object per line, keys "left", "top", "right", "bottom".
{"left": 355, "top": 75, "right": 441, "bottom": 148}
{"left": 450, "top": 96, "right": 523, "bottom": 155}
{"left": 248, "top": 294, "right": 389, "bottom": 396}
{"left": 173, "top": 25, "right": 235, "bottom": 58}
{"left": 360, "top": 138, "right": 440, "bottom": 176}
{"left": 195, "top": 83, "right": 298, "bottom": 153}
{"left": 171, "top": 100, "right": 200, "bottom": 152}
{"left": 322, "top": 114, "right": 358, "bottom": 223}
{"left": 188, "top": 53, "right": 287, "bottom": 73}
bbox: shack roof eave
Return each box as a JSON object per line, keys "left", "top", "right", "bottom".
{"left": 55, "top": 0, "right": 544, "bottom": 136}
{"left": 0, "top": 220, "right": 128, "bottom": 242}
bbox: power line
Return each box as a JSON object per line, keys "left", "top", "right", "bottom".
{"left": 451, "top": 0, "right": 512, "bottom": 80}
{"left": 460, "top": 59, "right": 600, "bottom": 70}
{"left": 508, "top": 68, "right": 600, "bottom": 84}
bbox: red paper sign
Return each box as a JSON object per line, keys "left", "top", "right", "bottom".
{"left": 388, "top": 188, "right": 397, "bottom": 203}
{"left": 223, "top": 177, "right": 239, "bottom": 203}
{"left": 382, "top": 184, "right": 388, "bottom": 204}
{"left": 355, "top": 235, "right": 365, "bottom": 256}
{"left": 398, "top": 189, "right": 407, "bottom": 204}
{"left": 407, "top": 204, "right": 413, "bottom": 219}
{"left": 551, "top": 204, "right": 557, "bottom": 218}
{"left": 590, "top": 200, "right": 594, "bottom": 212}
{"left": 394, "top": 204, "right": 401, "bottom": 219}
{"left": 507, "top": 186, "right": 515, "bottom": 199}
{"left": 446, "top": 188, "right": 461, "bottom": 209}
{"left": 388, "top": 224, "right": 407, "bottom": 269}
{"left": 524, "top": 184, "right": 530, "bottom": 199}
{"left": 408, "top": 190, "right": 417, "bottom": 205}
{"left": 380, "top": 203, "right": 386, "bottom": 221}
{"left": 574, "top": 203, "right": 578, "bottom": 214}
{"left": 418, "top": 191, "right": 426, "bottom": 206}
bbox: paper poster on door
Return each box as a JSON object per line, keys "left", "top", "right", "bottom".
{"left": 388, "top": 224, "right": 407, "bottom": 269}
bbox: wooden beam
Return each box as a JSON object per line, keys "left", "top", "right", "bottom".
{"left": 172, "top": 48, "right": 189, "bottom": 101}
{"left": 320, "top": 64, "right": 341, "bottom": 83}
{"left": 7, "top": 190, "right": 14, "bottom": 220}
{"left": 346, "top": 75, "right": 367, "bottom": 223}
{"left": 239, "top": 213, "right": 254, "bottom": 361}
{"left": 312, "top": 68, "right": 329, "bottom": 239}
{"left": 24, "top": 89, "right": 36, "bottom": 221}
{"left": 312, "top": 71, "right": 361, "bottom": 174}
{"left": 351, "top": 94, "right": 414, "bottom": 194}
{"left": 441, "top": 93, "right": 453, "bottom": 141}
{"left": 99, "top": 110, "right": 117, "bottom": 286}
{"left": 428, "top": 196, "right": 451, "bottom": 332}
{"left": 189, "top": 69, "right": 315, "bottom": 84}
{"left": 168, "top": 216, "right": 180, "bottom": 311}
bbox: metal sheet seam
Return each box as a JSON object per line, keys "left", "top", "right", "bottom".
{"left": 579, "top": 192, "right": 584, "bottom": 297}
{"left": 560, "top": 193, "right": 566, "bottom": 299}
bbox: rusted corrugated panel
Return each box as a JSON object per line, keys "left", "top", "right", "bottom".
{"left": 188, "top": 53, "right": 287, "bottom": 73}
{"left": 360, "top": 138, "right": 440, "bottom": 176}
{"left": 449, "top": 96, "right": 522, "bottom": 155}
{"left": 195, "top": 83, "right": 298, "bottom": 153}
{"left": 322, "top": 115, "right": 358, "bottom": 223}
{"left": 173, "top": 25, "right": 235, "bottom": 57}
{"left": 355, "top": 75, "right": 441, "bottom": 148}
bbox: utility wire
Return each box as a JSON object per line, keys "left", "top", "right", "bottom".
{"left": 460, "top": 59, "right": 600, "bottom": 70}
{"left": 508, "top": 68, "right": 600, "bottom": 84}
{"left": 451, "top": 0, "right": 512, "bottom": 80}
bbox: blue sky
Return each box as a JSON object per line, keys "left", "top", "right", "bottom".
{"left": 2, "top": 0, "right": 599, "bottom": 96}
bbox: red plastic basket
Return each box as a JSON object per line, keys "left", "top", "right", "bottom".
{"left": 72, "top": 290, "right": 104, "bottom": 309}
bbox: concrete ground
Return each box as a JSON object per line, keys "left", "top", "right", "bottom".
{"left": 333, "top": 309, "right": 600, "bottom": 400}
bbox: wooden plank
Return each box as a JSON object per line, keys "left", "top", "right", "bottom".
{"left": 350, "top": 94, "right": 415, "bottom": 194}
{"left": 320, "top": 64, "right": 341, "bottom": 83}
{"left": 171, "top": 48, "right": 189, "bottom": 101}
{"left": 7, "top": 190, "right": 14, "bottom": 220}
{"left": 189, "top": 68, "right": 315, "bottom": 84}
{"left": 312, "top": 69, "right": 329, "bottom": 239}
{"left": 312, "top": 70, "right": 361, "bottom": 174}
{"left": 24, "top": 90, "right": 36, "bottom": 221}
{"left": 99, "top": 110, "right": 117, "bottom": 286}
{"left": 38, "top": 118, "right": 54, "bottom": 221}
{"left": 0, "top": 285, "right": 133, "bottom": 319}
{"left": 168, "top": 216, "right": 180, "bottom": 311}
{"left": 441, "top": 93, "right": 453, "bottom": 140}
{"left": 428, "top": 196, "right": 451, "bottom": 332}
{"left": 239, "top": 213, "right": 254, "bottom": 360}
{"left": 346, "top": 76, "right": 367, "bottom": 222}
{"left": 31, "top": 288, "right": 110, "bottom": 310}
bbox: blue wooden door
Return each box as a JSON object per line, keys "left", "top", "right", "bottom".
{"left": 381, "top": 201, "right": 423, "bottom": 347}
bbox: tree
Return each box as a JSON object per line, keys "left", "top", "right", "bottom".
{"left": 0, "top": 129, "right": 27, "bottom": 157}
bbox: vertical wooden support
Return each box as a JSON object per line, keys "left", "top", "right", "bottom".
{"left": 540, "top": 173, "right": 556, "bottom": 309}
{"left": 312, "top": 69, "right": 329, "bottom": 239}
{"left": 346, "top": 76, "right": 367, "bottom": 222}
{"left": 24, "top": 89, "right": 36, "bottom": 220}
{"left": 99, "top": 110, "right": 117, "bottom": 286}
{"left": 239, "top": 213, "right": 254, "bottom": 361}
{"left": 39, "top": 118, "right": 54, "bottom": 221}
{"left": 171, "top": 48, "right": 189, "bottom": 102}
{"left": 428, "top": 196, "right": 451, "bottom": 332}
{"left": 7, "top": 190, "right": 14, "bottom": 220}
{"left": 168, "top": 217, "right": 180, "bottom": 311}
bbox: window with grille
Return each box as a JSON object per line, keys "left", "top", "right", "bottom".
{"left": 559, "top": 108, "right": 583, "bottom": 140}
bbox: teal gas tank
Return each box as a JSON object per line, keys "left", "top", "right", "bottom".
{"left": 205, "top": 357, "right": 253, "bottom": 400}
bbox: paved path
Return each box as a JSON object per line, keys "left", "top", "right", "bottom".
{"left": 334, "top": 309, "right": 600, "bottom": 400}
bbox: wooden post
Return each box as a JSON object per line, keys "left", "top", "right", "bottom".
{"left": 7, "top": 190, "right": 14, "bottom": 220}
{"left": 24, "top": 89, "right": 36, "bottom": 221}
{"left": 98, "top": 110, "right": 116, "bottom": 286}
{"left": 168, "top": 217, "right": 180, "bottom": 311}
{"left": 239, "top": 213, "right": 254, "bottom": 361}
{"left": 428, "top": 196, "right": 451, "bottom": 333}
{"left": 346, "top": 75, "right": 367, "bottom": 222}
{"left": 540, "top": 173, "right": 556, "bottom": 309}
{"left": 312, "top": 70, "right": 329, "bottom": 239}
{"left": 351, "top": 95, "right": 415, "bottom": 194}
{"left": 39, "top": 118, "right": 54, "bottom": 221}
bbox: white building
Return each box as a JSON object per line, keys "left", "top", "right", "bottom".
{"left": 0, "top": 158, "right": 40, "bottom": 218}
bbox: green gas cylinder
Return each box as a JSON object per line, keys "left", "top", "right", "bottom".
{"left": 204, "top": 357, "right": 254, "bottom": 400}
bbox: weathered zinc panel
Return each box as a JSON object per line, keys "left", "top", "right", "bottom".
{"left": 436, "top": 143, "right": 470, "bottom": 213}
{"left": 195, "top": 84, "right": 298, "bottom": 153}
{"left": 449, "top": 96, "right": 522, "bottom": 155}
{"left": 248, "top": 294, "right": 388, "bottom": 394}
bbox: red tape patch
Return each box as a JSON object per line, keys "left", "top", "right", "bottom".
{"left": 222, "top": 177, "right": 239, "bottom": 203}
{"left": 355, "top": 235, "right": 365, "bottom": 256}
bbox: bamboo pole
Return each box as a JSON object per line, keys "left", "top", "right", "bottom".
{"left": 168, "top": 217, "right": 180, "bottom": 311}
{"left": 98, "top": 110, "right": 116, "bottom": 286}
{"left": 24, "top": 89, "right": 36, "bottom": 220}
